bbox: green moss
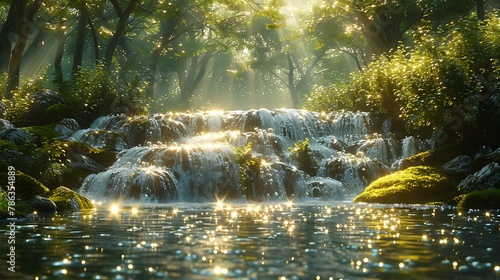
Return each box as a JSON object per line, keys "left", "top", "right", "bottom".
{"left": 24, "top": 124, "right": 60, "bottom": 139}
{"left": 0, "top": 198, "right": 34, "bottom": 218}
{"left": 48, "top": 186, "right": 94, "bottom": 212}
{"left": 62, "top": 141, "right": 116, "bottom": 167}
{"left": 457, "top": 190, "right": 500, "bottom": 211}
{"left": 353, "top": 166, "right": 458, "bottom": 204}
{"left": 45, "top": 104, "right": 72, "bottom": 123}
{"left": 401, "top": 142, "right": 478, "bottom": 168}
{"left": 0, "top": 172, "right": 49, "bottom": 200}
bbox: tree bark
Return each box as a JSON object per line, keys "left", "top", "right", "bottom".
{"left": 477, "top": 0, "right": 486, "bottom": 20}
{"left": 6, "top": 0, "right": 43, "bottom": 97}
{"left": 104, "top": 0, "right": 139, "bottom": 67}
{"left": 72, "top": 7, "right": 88, "bottom": 74}
{"left": 0, "top": 2, "right": 17, "bottom": 74}
{"left": 53, "top": 18, "right": 67, "bottom": 89}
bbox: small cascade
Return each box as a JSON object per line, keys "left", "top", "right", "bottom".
{"left": 73, "top": 109, "right": 431, "bottom": 202}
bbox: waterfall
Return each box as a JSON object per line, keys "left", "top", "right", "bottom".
{"left": 73, "top": 109, "right": 428, "bottom": 202}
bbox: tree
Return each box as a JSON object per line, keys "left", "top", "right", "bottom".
{"left": 5, "top": 0, "right": 43, "bottom": 96}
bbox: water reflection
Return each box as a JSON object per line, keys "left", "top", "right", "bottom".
{"left": 1, "top": 202, "right": 500, "bottom": 280}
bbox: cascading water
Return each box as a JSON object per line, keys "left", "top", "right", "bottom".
{"left": 73, "top": 109, "right": 428, "bottom": 202}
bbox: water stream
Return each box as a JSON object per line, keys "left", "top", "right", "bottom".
{"left": 1, "top": 202, "right": 499, "bottom": 279}
{"left": 71, "top": 109, "right": 429, "bottom": 203}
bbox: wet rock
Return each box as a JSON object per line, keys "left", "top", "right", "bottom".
{"left": 459, "top": 162, "right": 500, "bottom": 193}
{"left": 48, "top": 186, "right": 94, "bottom": 212}
{"left": 0, "top": 128, "right": 33, "bottom": 144}
{"left": 0, "top": 101, "right": 7, "bottom": 117}
{"left": 0, "top": 118, "right": 14, "bottom": 131}
{"left": 66, "top": 154, "right": 105, "bottom": 173}
{"left": 26, "top": 195, "right": 57, "bottom": 212}
{"left": 473, "top": 148, "right": 500, "bottom": 171}
{"left": 55, "top": 118, "right": 81, "bottom": 138}
{"left": 443, "top": 155, "right": 471, "bottom": 175}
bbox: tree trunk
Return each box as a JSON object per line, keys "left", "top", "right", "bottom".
{"left": 176, "top": 52, "right": 213, "bottom": 108}
{"left": 53, "top": 18, "right": 66, "bottom": 89}
{"left": 0, "top": 2, "right": 17, "bottom": 74}
{"left": 6, "top": 0, "right": 43, "bottom": 97}
{"left": 477, "top": 0, "right": 486, "bottom": 20}
{"left": 104, "top": 0, "right": 139, "bottom": 67}
{"left": 72, "top": 8, "right": 88, "bottom": 74}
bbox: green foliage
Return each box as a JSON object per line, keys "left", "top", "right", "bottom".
{"left": 307, "top": 12, "right": 500, "bottom": 141}
{"left": 353, "top": 166, "right": 458, "bottom": 204}
{"left": 290, "top": 138, "right": 317, "bottom": 176}
{"left": 457, "top": 190, "right": 500, "bottom": 211}
{"left": 234, "top": 142, "right": 261, "bottom": 190}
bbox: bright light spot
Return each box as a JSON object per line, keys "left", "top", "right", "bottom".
{"left": 214, "top": 266, "right": 228, "bottom": 275}
{"left": 216, "top": 199, "right": 224, "bottom": 210}
{"left": 231, "top": 211, "right": 238, "bottom": 219}
{"left": 148, "top": 267, "right": 154, "bottom": 272}
{"left": 378, "top": 262, "right": 384, "bottom": 267}
{"left": 453, "top": 261, "right": 458, "bottom": 268}
{"left": 63, "top": 258, "right": 69, "bottom": 264}
{"left": 128, "top": 264, "right": 134, "bottom": 270}
{"left": 399, "top": 263, "right": 405, "bottom": 269}
{"left": 110, "top": 204, "right": 120, "bottom": 215}
{"left": 422, "top": 234, "right": 428, "bottom": 240}
{"left": 61, "top": 269, "right": 67, "bottom": 275}
{"left": 116, "top": 266, "right": 122, "bottom": 271}
{"left": 131, "top": 207, "right": 139, "bottom": 215}
{"left": 495, "top": 266, "right": 500, "bottom": 272}
{"left": 81, "top": 260, "right": 86, "bottom": 265}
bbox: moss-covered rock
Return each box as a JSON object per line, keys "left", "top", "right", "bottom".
{"left": 0, "top": 198, "right": 34, "bottom": 218}
{"left": 24, "top": 124, "right": 60, "bottom": 140}
{"left": 45, "top": 104, "right": 73, "bottom": 124}
{"left": 353, "top": 166, "right": 458, "bottom": 204}
{"left": 457, "top": 190, "right": 500, "bottom": 211}
{"left": 0, "top": 172, "right": 49, "bottom": 200}
{"left": 48, "top": 186, "right": 93, "bottom": 212}
{"left": 401, "top": 142, "right": 478, "bottom": 169}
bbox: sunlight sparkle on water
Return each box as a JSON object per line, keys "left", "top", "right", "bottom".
{"left": 109, "top": 204, "right": 120, "bottom": 215}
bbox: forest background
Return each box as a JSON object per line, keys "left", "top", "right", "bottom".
{"left": 0, "top": 0, "right": 499, "bottom": 144}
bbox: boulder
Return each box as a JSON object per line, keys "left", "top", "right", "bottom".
{"left": 0, "top": 101, "right": 7, "bottom": 117}
{"left": 459, "top": 162, "right": 500, "bottom": 193}
{"left": 0, "top": 118, "right": 14, "bottom": 131}
{"left": 0, "top": 172, "right": 49, "bottom": 200}
{"left": 27, "top": 90, "right": 65, "bottom": 125}
{"left": 66, "top": 154, "right": 105, "bottom": 173}
{"left": 353, "top": 166, "right": 458, "bottom": 204}
{"left": 0, "top": 128, "right": 33, "bottom": 144}
{"left": 472, "top": 148, "right": 500, "bottom": 171}
{"left": 26, "top": 195, "right": 57, "bottom": 212}
{"left": 48, "top": 186, "right": 94, "bottom": 212}
{"left": 457, "top": 189, "right": 500, "bottom": 210}
{"left": 55, "top": 118, "right": 81, "bottom": 138}
{"left": 443, "top": 155, "right": 471, "bottom": 175}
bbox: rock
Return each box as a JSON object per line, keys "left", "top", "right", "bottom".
{"left": 0, "top": 128, "right": 33, "bottom": 144}
{"left": 0, "top": 101, "right": 7, "bottom": 117}
{"left": 458, "top": 162, "right": 500, "bottom": 193}
{"left": 443, "top": 155, "right": 471, "bottom": 175}
{"left": 0, "top": 172, "right": 49, "bottom": 200}
{"left": 353, "top": 166, "right": 457, "bottom": 204}
{"left": 48, "top": 186, "right": 94, "bottom": 212}
{"left": 472, "top": 147, "right": 500, "bottom": 171}
{"left": 26, "top": 195, "right": 57, "bottom": 212}
{"left": 457, "top": 189, "right": 500, "bottom": 210}
{"left": 27, "top": 90, "right": 65, "bottom": 125}
{"left": 0, "top": 118, "right": 14, "bottom": 131}
{"left": 55, "top": 118, "right": 81, "bottom": 138}
{"left": 400, "top": 142, "right": 478, "bottom": 169}
{"left": 66, "top": 154, "right": 105, "bottom": 173}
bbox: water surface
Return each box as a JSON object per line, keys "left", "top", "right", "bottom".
{"left": 1, "top": 202, "right": 500, "bottom": 280}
